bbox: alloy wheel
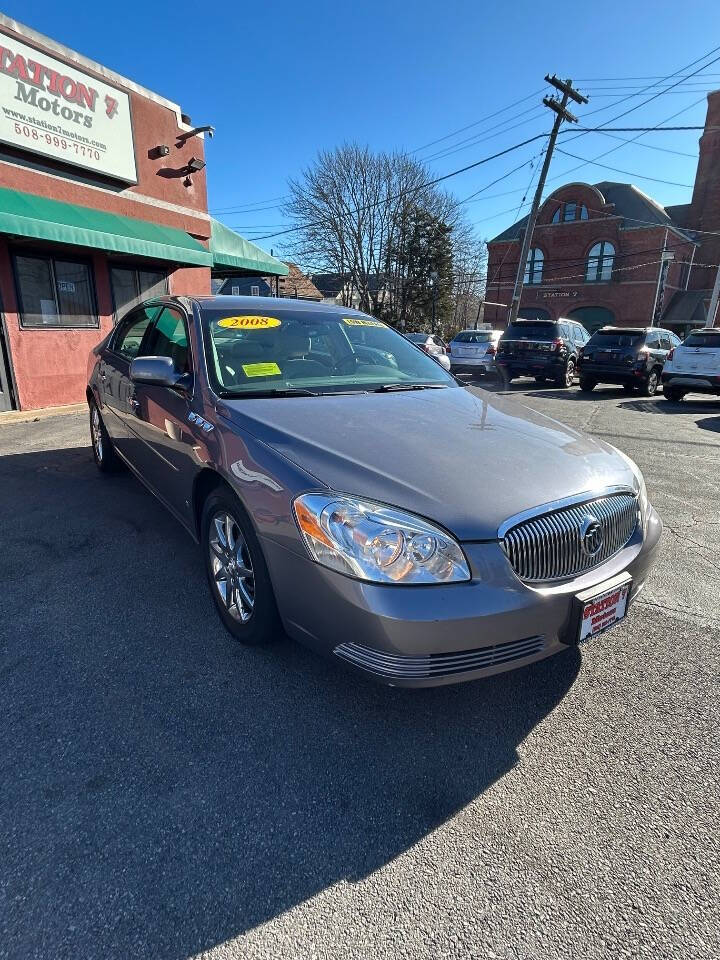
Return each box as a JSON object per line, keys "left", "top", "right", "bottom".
{"left": 565, "top": 360, "right": 575, "bottom": 387}
{"left": 91, "top": 406, "right": 103, "bottom": 463}
{"left": 647, "top": 371, "right": 658, "bottom": 396}
{"left": 208, "top": 511, "right": 255, "bottom": 622}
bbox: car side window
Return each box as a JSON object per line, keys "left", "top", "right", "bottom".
{"left": 669, "top": 333, "right": 682, "bottom": 348}
{"left": 144, "top": 306, "right": 190, "bottom": 373}
{"left": 645, "top": 331, "right": 658, "bottom": 349}
{"left": 559, "top": 323, "right": 571, "bottom": 340}
{"left": 659, "top": 333, "right": 672, "bottom": 351}
{"left": 113, "top": 305, "right": 161, "bottom": 360}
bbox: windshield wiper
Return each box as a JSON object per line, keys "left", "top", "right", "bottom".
{"left": 373, "top": 382, "right": 449, "bottom": 393}
{"left": 217, "top": 387, "right": 319, "bottom": 398}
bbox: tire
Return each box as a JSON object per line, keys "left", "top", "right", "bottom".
{"left": 579, "top": 377, "right": 596, "bottom": 392}
{"left": 89, "top": 399, "right": 121, "bottom": 473}
{"left": 201, "top": 488, "right": 281, "bottom": 645}
{"left": 622, "top": 383, "right": 636, "bottom": 394}
{"left": 639, "top": 368, "right": 660, "bottom": 397}
{"left": 663, "top": 387, "right": 685, "bottom": 403}
{"left": 555, "top": 358, "right": 575, "bottom": 388}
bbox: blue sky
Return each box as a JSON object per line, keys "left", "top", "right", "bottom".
{"left": 7, "top": 0, "right": 720, "bottom": 259}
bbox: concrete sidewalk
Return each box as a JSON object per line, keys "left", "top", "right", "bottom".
{"left": 0, "top": 402, "right": 86, "bottom": 425}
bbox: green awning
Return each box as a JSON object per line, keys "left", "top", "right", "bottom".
{"left": 0, "top": 186, "right": 212, "bottom": 266}
{"left": 210, "top": 217, "right": 288, "bottom": 276}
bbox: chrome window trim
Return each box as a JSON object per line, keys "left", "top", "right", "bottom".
{"left": 497, "top": 485, "right": 637, "bottom": 539}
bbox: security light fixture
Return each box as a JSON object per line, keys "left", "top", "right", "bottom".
{"left": 177, "top": 125, "right": 215, "bottom": 143}
{"left": 187, "top": 157, "right": 206, "bottom": 173}
{"left": 148, "top": 144, "right": 170, "bottom": 160}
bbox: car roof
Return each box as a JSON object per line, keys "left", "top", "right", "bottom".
{"left": 594, "top": 326, "right": 651, "bottom": 334}
{"left": 191, "top": 294, "right": 371, "bottom": 320}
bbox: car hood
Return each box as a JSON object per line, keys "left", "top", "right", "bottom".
{"left": 219, "top": 386, "right": 636, "bottom": 540}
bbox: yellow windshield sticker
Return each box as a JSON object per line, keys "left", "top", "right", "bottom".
{"left": 242, "top": 362, "right": 282, "bottom": 378}
{"left": 342, "top": 317, "right": 385, "bottom": 328}
{"left": 218, "top": 316, "right": 281, "bottom": 330}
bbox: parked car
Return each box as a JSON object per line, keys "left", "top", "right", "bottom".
{"left": 87, "top": 296, "right": 661, "bottom": 687}
{"left": 448, "top": 328, "right": 502, "bottom": 377}
{"left": 578, "top": 326, "right": 681, "bottom": 396}
{"left": 405, "top": 332, "right": 451, "bottom": 370}
{"left": 662, "top": 327, "right": 720, "bottom": 401}
{"left": 496, "top": 318, "right": 589, "bottom": 388}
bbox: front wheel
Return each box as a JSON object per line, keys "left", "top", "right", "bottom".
{"left": 89, "top": 399, "right": 121, "bottom": 473}
{"left": 556, "top": 358, "right": 575, "bottom": 388}
{"left": 202, "top": 490, "right": 281, "bottom": 645}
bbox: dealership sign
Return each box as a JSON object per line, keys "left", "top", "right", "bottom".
{"left": 0, "top": 30, "right": 136, "bottom": 182}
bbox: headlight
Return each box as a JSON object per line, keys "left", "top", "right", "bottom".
{"left": 611, "top": 447, "right": 649, "bottom": 531}
{"left": 293, "top": 493, "right": 471, "bottom": 585}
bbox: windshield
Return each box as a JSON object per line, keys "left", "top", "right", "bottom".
{"left": 453, "top": 331, "right": 494, "bottom": 344}
{"left": 587, "top": 332, "right": 645, "bottom": 349}
{"left": 684, "top": 332, "right": 720, "bottom": 348}
{"left": 201, "top": 308, "right": 457, "bottom": 395}
{"left": 503, "top": 323, "right": 557, "bottom": 340}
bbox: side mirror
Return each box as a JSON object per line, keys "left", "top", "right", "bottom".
{"left": 130, "top": 356, "right": 189, "bottom": 391}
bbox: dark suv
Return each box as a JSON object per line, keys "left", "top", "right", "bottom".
{"left": 577, "top": 326, "right": 681, "bottom": 396}
{"left": 496, "top": 318, "right": 590, "bottom": 388}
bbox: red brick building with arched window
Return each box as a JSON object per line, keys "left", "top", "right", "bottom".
{"left": 484, "top": 90, "right": 720, "bottom": 336}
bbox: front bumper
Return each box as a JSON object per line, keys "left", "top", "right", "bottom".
{"left": 261, "top": 506, "right": 663, "bottom": 687}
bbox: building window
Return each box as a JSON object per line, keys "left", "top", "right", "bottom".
{"left": 552, "top": 202, "right": 589, "bottom": 223}
{"left": 524, "top": 247, "right": 544, "bottom": 285}
{"left": 14, "top": 253, "right": 98, "bottom": 328}
{"left": 110, "top": 266, "right": 167, "bottom": 321}
{"left": 586, "top": 241, "right": 615, "bottom": 282}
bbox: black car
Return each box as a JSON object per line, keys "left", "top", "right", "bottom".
{"left": 577, "top": 326, "right": 681, "bottom": 396}
{"left": 495, "top": 318, "right": 590, "bottom": 388}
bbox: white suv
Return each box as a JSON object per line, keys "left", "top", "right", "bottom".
{"left": 662, "top": 328, "right": 720, "bottom": 401}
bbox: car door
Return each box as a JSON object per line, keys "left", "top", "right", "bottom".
{"left": 100, "top": 304, "right": 161, "bottom": 449}
{"left": 124, "top": 304, "right": 197, "bottom": 520}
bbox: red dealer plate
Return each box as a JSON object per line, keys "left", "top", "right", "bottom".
{"left": 577, "top": 577, "right": 631, "bottom": 643}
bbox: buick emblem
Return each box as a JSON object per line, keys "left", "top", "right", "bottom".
{"left": 580, "top": 515, "right": 604, "bottom": 557}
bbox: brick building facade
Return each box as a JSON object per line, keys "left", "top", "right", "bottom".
{"left": 484, "top": 90, "right": 720, "bottom": 336}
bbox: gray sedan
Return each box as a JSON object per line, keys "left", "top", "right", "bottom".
{"left": 87, "top": 296, "right": 662, "bottom": 686}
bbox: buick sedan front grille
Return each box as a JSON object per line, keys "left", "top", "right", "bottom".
{"left": 501, "top": 492, "right": 639, "bottom": 583}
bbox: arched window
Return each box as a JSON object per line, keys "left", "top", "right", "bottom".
{"left": 524, "top": 248, "right": 544, "bottom": 285}
{"left": 552, "top": 202, "right": 589, "bottom": 223}
{"left": 586, "top": 241, "right": 615, "bottom": 282}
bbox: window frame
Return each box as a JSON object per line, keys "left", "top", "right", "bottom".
{"left": 109, "top": 302, "right": 164, "bottom": 360}
{"left": 143, "top": 304, "right": 193, "bottom": 376}
{"left": 585, "top": 241, "right": 616, "bottom": 283}
{"left": 12, "top": 249, "right": 99, "bottom": 330}
{"left": 524, "top": 247, "right": 544, "bottom": 285}
{"left": 109, "top": 263, "right": 168, "bottom": 322}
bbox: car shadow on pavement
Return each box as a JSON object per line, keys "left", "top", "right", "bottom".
{"left": 0, "top": 444, "right": 580, "bottom": 960}
{"left": 697, "top": 415, "right": 720, "bottom": 432}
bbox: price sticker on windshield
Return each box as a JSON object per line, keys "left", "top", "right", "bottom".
{"left": 218, "top": 316, "right": 281, "bottom": 330}
{"left": 242, "top": 362, "right": 282, "bottom": 378}
{"left": 342, "top": 317, "right": 385, "bottom": 328}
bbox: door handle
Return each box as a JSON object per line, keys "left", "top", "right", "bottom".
{"left": 129, "top": 397, "right": 140, "bottom": 410}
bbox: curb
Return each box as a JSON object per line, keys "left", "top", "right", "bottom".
{"left": 0, "top": 402, "right": 87, "bottom": 425}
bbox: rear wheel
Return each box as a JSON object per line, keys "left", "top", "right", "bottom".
{"left": 579, "top": 376, "right": 596, "bottom": 392}
{"left": 663, "top": 387, "right": 685, "bottom": 403}
{"left": 555, "top": 358, "right": 575, "bottom": 388}
{"left": 640, "top": 368, "right": 660, "bottom": 397}
{"left": 89, "top": 399, "right": 121, "bottom": 473}
{"left": 202, "top": 489, "right": 281, "bottom": 645}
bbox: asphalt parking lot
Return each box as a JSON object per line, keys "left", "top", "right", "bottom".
{"left": 1, "top": 381, "right": 719, "bottom": 960}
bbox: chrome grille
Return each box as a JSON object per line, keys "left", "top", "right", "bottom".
{"left": 334, "top": 636, "right": 546, "bottom": 680}
{"left": 501, "top": 492, "right": 639, "bottom": 583}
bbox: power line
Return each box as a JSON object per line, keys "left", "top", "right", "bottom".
{"left": 555, "top": 148, "right": 694, "bottom": 187}
{"left": 247, "top": 133, "right": 550, "bottom": 241}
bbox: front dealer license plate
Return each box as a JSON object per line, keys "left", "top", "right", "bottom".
{"left": 576, "top": 575, "right": 632, "bottom": 643}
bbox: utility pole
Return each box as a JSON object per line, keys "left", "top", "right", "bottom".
{"left": 706, "top": 263, "right": 720, "bottom": 328}
{"left": 508, "top": 76, "right": 588, "bottom": 325}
